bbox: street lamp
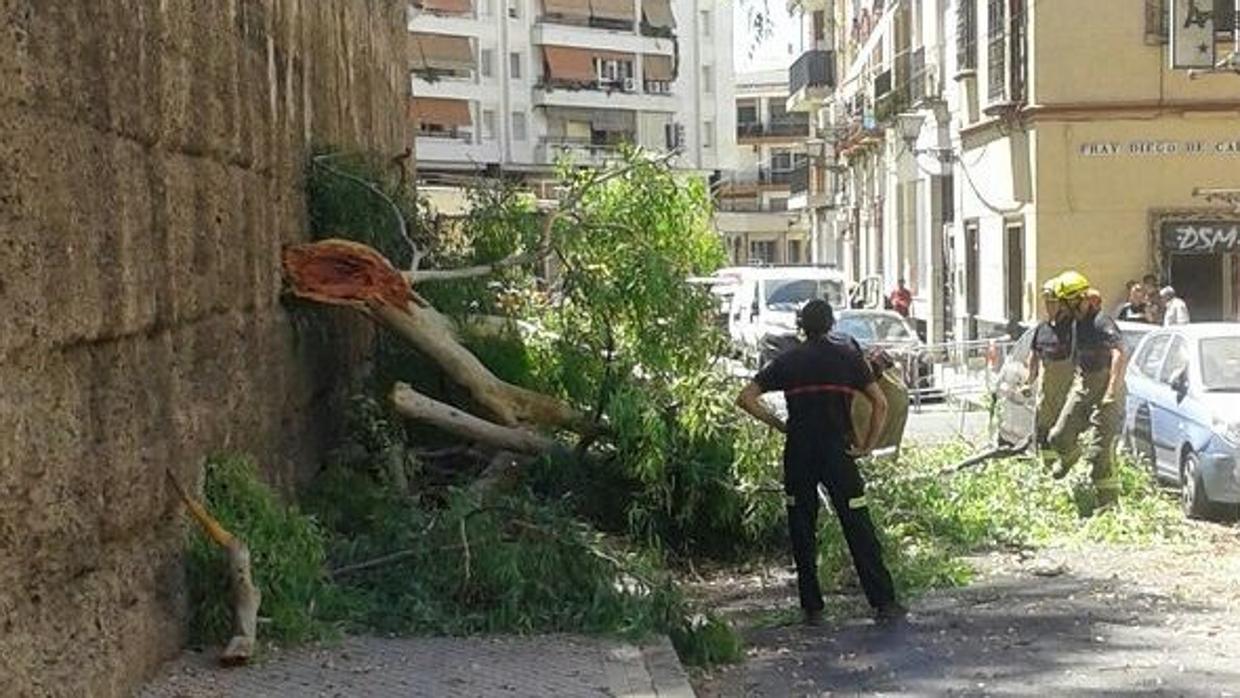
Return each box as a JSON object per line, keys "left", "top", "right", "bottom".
{"left": 895, "top": 112, "right": 926, "bottom": 150}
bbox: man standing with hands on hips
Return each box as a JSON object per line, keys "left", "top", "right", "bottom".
{"left": 736, "top": 300, "right": 906, "bottom": 626}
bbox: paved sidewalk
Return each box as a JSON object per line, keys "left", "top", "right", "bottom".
{"left": 141, "top": 635, "right": 694, "bottom": 697}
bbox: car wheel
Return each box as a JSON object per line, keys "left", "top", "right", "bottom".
{"left": 1181, "top": 450, "right": 1222, "bottom": 521}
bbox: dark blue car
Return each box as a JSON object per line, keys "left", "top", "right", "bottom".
{"left": 1123, "top": 323, "right": 1240, "bottom": 521}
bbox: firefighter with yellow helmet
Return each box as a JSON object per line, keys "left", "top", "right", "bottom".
{"left": 1047, "top": 270, "right": 1127, "bottom": 508}
{"left": 1027, "top": 275, "right": 1074, "bottom": 456}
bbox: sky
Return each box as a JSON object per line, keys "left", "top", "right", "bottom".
{"left": 732, "top": 0, "right": 802, "bottom": 75}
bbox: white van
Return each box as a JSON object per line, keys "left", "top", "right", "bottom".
{"left": 714, "top": 266, "right": 850, "bottom": 365}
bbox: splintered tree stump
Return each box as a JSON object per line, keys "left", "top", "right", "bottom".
{"left": 281, "top": 239, "right": 591, "bottom": 438}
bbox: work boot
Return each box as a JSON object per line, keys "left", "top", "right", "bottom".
{"left": 875, "top": 602, "right": 908, "bottom": 623}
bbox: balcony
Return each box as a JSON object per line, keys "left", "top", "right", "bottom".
{"left": 536, "top": 136, "right": 632, "bottom": 165}
{"left": 786, "top": 50, "right": 836, "bottom": 113}
{"left": 736, "top": 119, "right": 810, "bottom": 141}
{"left": 785, "top": 0, "right": 828, "bottom": 12}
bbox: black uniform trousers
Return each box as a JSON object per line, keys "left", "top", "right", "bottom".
{"left": 785, "top": 442, "right": 896, "bottom": 612}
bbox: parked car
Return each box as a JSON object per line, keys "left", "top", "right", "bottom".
{"left": 990, "top": 319, "right": 1156, "bottom": 449}
{"left": 1123, "top": 323, "right": 1240, "bottom": 520}
{"left": 758, "top": 309, "right": 938, "bottom": 398}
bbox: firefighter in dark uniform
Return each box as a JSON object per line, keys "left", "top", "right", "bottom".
{"left": 1028, "top": 277, "right": 1075, "bottom": 459}
{"left": 736, "top": 300, "right": 906, "bottom": 625}
{"left": 1048, "top": 272, "right": 1127, "bottom": 508}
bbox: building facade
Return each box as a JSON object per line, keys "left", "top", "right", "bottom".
{"left": 715, "top": 70, "right": 813, "bottom": 264}
{"left": 408, "top": 0, "right": 736, "bottom": 186}
{"left": 788, "top": 0, "right": 1240, "bottom": 341}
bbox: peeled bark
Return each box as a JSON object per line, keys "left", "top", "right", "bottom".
{"left": 282, "top": 239, "right": 590, "bottom": 433}
{"left": 166, "top": 470, "right": 261, "bottom": 666}
{"left": 391, "top": 383, "right": 558, "bottom": 454}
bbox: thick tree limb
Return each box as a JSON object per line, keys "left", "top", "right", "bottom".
{"left": 166, "top": 470, "right": 261, "bottom": 667}
{"left": 391, "top": 383, "right": 559, "bottom": 455}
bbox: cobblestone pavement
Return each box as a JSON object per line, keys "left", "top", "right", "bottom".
{"left": 141, "top": 635, "right": 694, "bottom": 697}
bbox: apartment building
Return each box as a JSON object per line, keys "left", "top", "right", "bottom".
{"left": 715, "top": 70, "right": 812, "bottom": 264}
{"left": 788, "top": 0, "right": 1240, "bottom": 341}
{"left": 408, "top": 0, "right": 736, "bottom": 192}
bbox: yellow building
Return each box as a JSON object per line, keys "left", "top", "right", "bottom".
{"left": 957, "top": 0, "right": 1240, "bottom": 331}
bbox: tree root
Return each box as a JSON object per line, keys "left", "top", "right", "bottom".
{"left": 166, "top": 469, "right": 261, "bottom": 667}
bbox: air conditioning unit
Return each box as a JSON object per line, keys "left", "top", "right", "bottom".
{"left": 623, "top": 77, "right": 637, "bottom": 92}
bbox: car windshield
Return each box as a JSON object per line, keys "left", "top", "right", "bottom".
{"left": 1200, "top": 337, "right": 1240, "bottom": 391}
{"left": 835, "top": 315, "right": 914, "bottom": 343}
{"left": 762, "top": 278, "right": 845, "bottom": 311}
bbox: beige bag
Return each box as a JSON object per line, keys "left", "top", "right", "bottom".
{"left": 850, "top": 362, "right": 909, "bottom": 452}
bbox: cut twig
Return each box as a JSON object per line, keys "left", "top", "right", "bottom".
{"left": 166, "top": 469, "right": 261, "bottom": 667}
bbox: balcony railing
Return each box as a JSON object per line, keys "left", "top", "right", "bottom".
{"left": 789, "top": 49, "right": 836, "bottom": 95}
{"left": 735, "top": 120, "right": 810, "bottom": 139}
{"left": 715, "top": 198, "right": 796, "bottom": 213}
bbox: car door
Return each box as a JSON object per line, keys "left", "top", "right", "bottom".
{"left": 1127, "top": 333, "right": 1171, "bottom": 478}
{"left": 1151, "top": 335, "right": 1190, "bottom": 475}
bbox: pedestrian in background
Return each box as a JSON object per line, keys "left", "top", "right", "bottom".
{"left": 1142, "top": 274, "right": 1163, "bottom": 324}
{"left": 1115, "top": 280, "right": 1147, "bottom": 322}
{"left": 888, "top": 278, "right": 912, "bottom": 318}
{"left": 1161, "top": 287, "right": 1190, "bottom": 325}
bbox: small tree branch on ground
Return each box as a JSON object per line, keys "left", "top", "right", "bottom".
{"left": 165, "top": 469, "right": 261, "bottom": 666}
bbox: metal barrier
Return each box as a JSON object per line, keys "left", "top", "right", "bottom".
{"left": 899, "top": 336, "right": 1018, "bottom": 417}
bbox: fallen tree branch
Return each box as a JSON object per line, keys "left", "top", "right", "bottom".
{"left": 282, "top": 239, "right": 592, "bottom": 433}
{"left": 165, "top": 469, "right": 261, "bottom": 667}
{"left": 391, "top": 383, "right": 559, "bottom": 455}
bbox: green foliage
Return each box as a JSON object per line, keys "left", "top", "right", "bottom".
{"left": 186, "top": 455, "right": 340, "bottom": 648}
{"left": 812, "top": 445, "right": 1187, "bottom": 600}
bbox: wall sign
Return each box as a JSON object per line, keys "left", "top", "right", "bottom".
{"left": 1162, "top": 221, "right": 1240, "bottom": 254}
{"left": 1170, "top": 0, "right": 1217, "bottom": 69}
{"left": 1079, "top": 139, "right": 1240, "bottom": 157}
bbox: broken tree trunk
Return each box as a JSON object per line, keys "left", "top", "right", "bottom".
{"left": 166, "top": 470, "right": 261, "bottom": 666}
{"left": 282, "top": 239, "right": 591, "bottom": 435}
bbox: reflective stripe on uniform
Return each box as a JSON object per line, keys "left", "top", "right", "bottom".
{"left": 849, "top": 495, "right": 867, "bottom": 509}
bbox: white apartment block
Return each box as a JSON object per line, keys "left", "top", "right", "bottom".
{"left": 715, "top": 70, "right": 812, "bottom": 265}
{"left": 407, "top": 0, "right": 736, "bottom": 181}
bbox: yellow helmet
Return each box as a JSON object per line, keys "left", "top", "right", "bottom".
{"left": 1040, "top": 277, "right": 1060, "bottom": 298}
{"left": 1053, "top": 270, "right": 1091, "bottom": 301}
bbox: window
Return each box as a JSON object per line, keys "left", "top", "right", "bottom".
{"left": 507, "top": 0, "right": 520, "bottom": 19}
{"left": 593, "top": 58, "right": 634, "bottom": 84}
{"left": 482, "top": 109, "right": 496, "bottom": 139}
{"left": 702, "top": 120, "right": 713, "bottom": 148}
{"left": 1140, "top": 334, "right": 1172, "bottom": 378}
{"left": 509, "top": 52, "right": 521, "bottom": 78}
{"left": 1160, "top": 337, "right": 1190, "bottom": 384}
{"left": 1008, "top": 0, "right": 1027, "bottom": 102}
{"left": 957, "top": 0, "right": 977, "bottom": 70}
{"left": 812, "top": 11, "right": 825, "bottom": 41}
{"left": 769, "top": 197, "right": 789, "bottom": 212}
{"left": 700, "top": 10, "right": 711, "bottom": 36}
{"left": 770, "top": 149, "right": 793, "bottom": 171}
{"left": 986, "top": 0, "right": 1006, "bottom": 100}
{"left": 701, "top": 65, "right": 713, "bottom": 93}
{"left": 787, "top": 239, "right": 802, "bottom": 263}
{"left": 736, "top": 104, "right": 758, "bottom": 124}
{"left": 480, "top": 49, "right": 494, "bottom": 77}
{"left": 750, "top": 240, "right": 776, "bottom": 264}
{"left": 512, "top": 111, "right": 527, "bottom": 141}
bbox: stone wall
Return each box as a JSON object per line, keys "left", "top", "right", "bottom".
{"left": 0, "top": 2, "right": 409, "bottom": 695}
